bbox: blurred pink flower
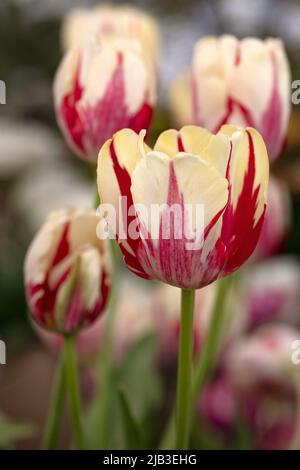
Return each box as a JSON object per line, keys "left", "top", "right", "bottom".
{"left": 244, "top": 257, "right": 300, "bottom": 328}
{"left": 199, "top": 374, "right": 236, "bottom": 432}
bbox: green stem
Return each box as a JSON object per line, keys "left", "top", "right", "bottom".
{"left": 94, "top": 181, "right": 100, "bottom": 209}
{"left": 192, "top": 275, "right": 231, "bottom": 403}
{"left": 65, "top": 335, "right": 85, "bottom": 450}
{"left": 160, "top": 275, "right": 232, "bottom": 450}
{"left": 41, "top": 347, "right": 66, "bottom": 450}
{"left": 175, "top": 289, "right": 195, "bottom": 449}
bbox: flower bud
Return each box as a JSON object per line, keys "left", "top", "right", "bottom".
{"left": 192, "top": 36, "right": 291, "bottom": 161}
{"left": 54, "top": 37, "right": 155, "bottom": 163}
{"left": 24, "top": 207, "right": 111, "bottom": 334}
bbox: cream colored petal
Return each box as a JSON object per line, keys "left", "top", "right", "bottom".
{"left": 266, "top": 38, "right": 291, "bottom": 139}
{"left": 201, "top": 133, "right": 231, "bottom": 176}
{"left": 54, "top": 46, "right": 80, "bottom": 108}
{"left": 24, "top": 211, "right": 68, "bottom": 285}
{"left": 153, "top": 129, "right": 178, "bottom": 156}
{"left": 80, "top": 247, "right": 102, "bottom": 310}
{"left": 153, "top": 126, "right": 211, "bottom": 157}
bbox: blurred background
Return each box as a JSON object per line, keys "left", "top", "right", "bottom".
{"left": 1, "top": 0, "right": 300, "bottom": 450}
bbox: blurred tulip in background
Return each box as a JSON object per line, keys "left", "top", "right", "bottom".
{"left": 24, "top": 207, "right": 111, "bottom": 334}
{"left": 54, "top": 37, "right": 155, "bottom": 163}
{"left": 192, "top": 36, "right": 291, "bottom": 161}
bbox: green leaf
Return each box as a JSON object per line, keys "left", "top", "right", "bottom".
{"left": 117, "top": 386, "right": 144, "bottom": 450}
{"left": 119, "top": 334, "right": 162, "bottom": 420}
{"left": 86, "top": 333, "right": 162, "bottom": 450}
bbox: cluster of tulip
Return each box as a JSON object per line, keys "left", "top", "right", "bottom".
{"left": 23, "top": 4, "right": 297, "bottom": 450}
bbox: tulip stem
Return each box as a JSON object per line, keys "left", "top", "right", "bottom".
{"left": 42, "top": 346, "right": 66, "bottom": 450}
{"left": 65, "top": 335, "right": 86, "bottom": 450}
{"left": 192, "top": 275, "right": 232, "bottom": 403}
{"left": 160, "top": 275, "right": 232, "bottom": 450}
{"left": 175, "top": 288, "right": 195, "bottom": 449}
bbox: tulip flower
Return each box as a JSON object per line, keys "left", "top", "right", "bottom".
{"left": 98, "top": 123, "right": 269, "bottom": 448}
{"left": 61, "top": 5, "right": 160, "bottom": 68}
{"left": 24, "top": 207, "right": 111, "bottom": 335}
{"left": 244, "top": 257, "right": 300, "bottom": 328}
{"left": 192, "top": 36, "right": 291, "bottom": 161}
{"left": 97, "top": 124, "right": 269, "bottom": 289}
{"left": 54, "top": 38, "right": 155, "bottom": 163}
{"left": 253, "top": 177, "right": 291, "bottom": 259}
{"left": 97, "top": 121, "right": 269, "bottom": 448}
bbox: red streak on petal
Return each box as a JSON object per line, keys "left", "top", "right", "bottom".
{"left": 235, "top": 43, "right": 241, "bottom": 66}
{"left": 109, "top": 140, "right": 150, "bottom": 279}
{"left": 177, "top": 134, "right": 185, "bottom": 152}
{"left": 129, "top": 102, "right": 153, "bottom": 134}
{"left": 66, "top": 267, "right": 110, "bottom": 333}
{"left": 27, "top": 223, "right": 71, "bottom": 327}
{"left": 222, "top": 131, "right": 266, "bottom": 274}
{"left": 214, "top": 97, "right": 255, "bottom": 133}
{"left": 51, "top": 223, "right": 70, "bottom": 268}
{"left": 60, "top": 61, "right": 85, "bottom": 154}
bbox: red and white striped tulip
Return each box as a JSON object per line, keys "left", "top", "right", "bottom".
{"left": 97, "top": 124, "right": 269, "bottom": 289}
{"left": 54, "top": 38, "right": 155, "bottom": 163}
{"left": 24, "top": 207, "right": 111, "bottom": 334}
{"left": 192, "top": 36, "right": 291, "bottom": 161}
